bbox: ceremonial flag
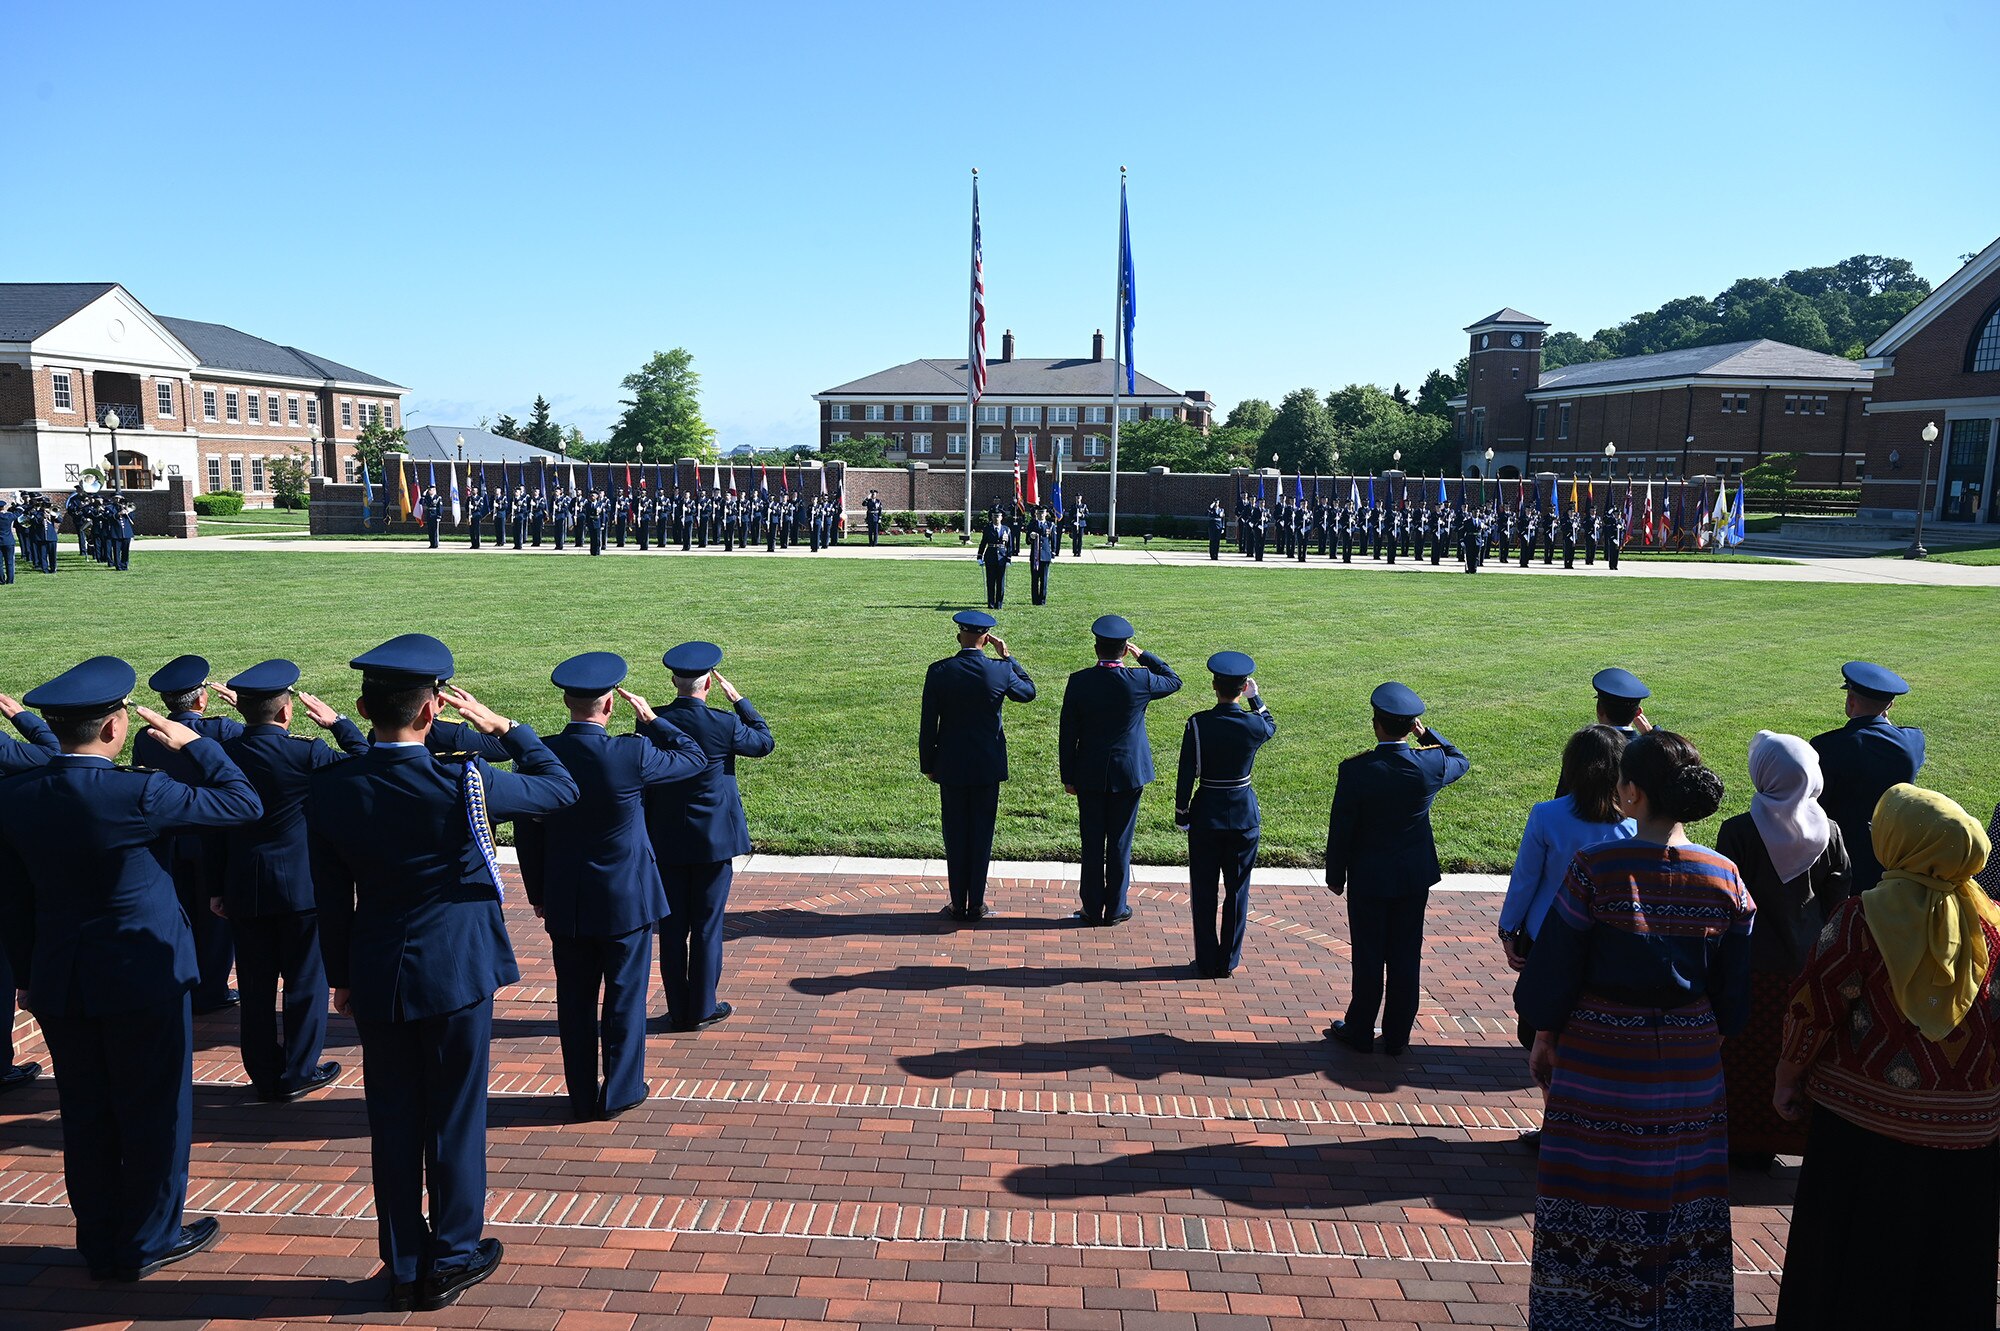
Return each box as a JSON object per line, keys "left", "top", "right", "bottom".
{"left": 1438, "top": 474, "right": 1448, "bottom": 506}
{"left": 1118, "top": 176, "right": 1137, "bottom": 393}
{"left": 1727, "top": 478, "right": 1747, "bottom": 546}
{"left": 1367, "top": 476, "right": 1376, "bottom": 509}
{"left": 396, "top": 461, "right": 413, "bottom": 521}
{"left": 1622, "top": 482, "right": 1635, "bottom": 547}
{"left": 1642, "top": 481, "right": 1655, "bottom": 545}
{"left": 1023, "top": 439, "right": 1040, "bottom": 506}
{"left": 540, "top": 461, "right": 549, "bottom": 499}
{"left": 1012, "top": 458, "right": 1022, "bottom": 508}
{"left": 1050, "top": 442, "right": 1065, "bottom": 517}
{"left": 729, "top": 463, "right": 737, "bottom": 495}
{"left": 359, "top": 457, "right": 375, "bottom": 528}
{"left": 1348, "top": 477, "right": 1361, "bottom": 508}
{"left": 1257, "top": 469, "right": 1265, "bottom": 501}
{"left": 968, "top": 175, "right": 988, "bottom": 404}
{"left": 1567, "top": 475, "right": 1578, "bottom": 512}
{"left": 1294, "top": 471, "right": 1305, "bottom": 503}
{"left": 1711, "top": 484, "right": 1732, "bottom": 549}
{"left": 448, "top": 463, "right": 460, "bottom": 520}
{"left": 416, "top": 463, "right": 433, "bottom": 521}
{"left": 760, "top": 462, "right": 769, "bottom": 493}
{"left": 1694, "top": 490, "right": 1711, "bottom": 550}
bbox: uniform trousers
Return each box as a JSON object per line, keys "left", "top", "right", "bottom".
{"left": 0, "top": 947, "right": 18, "bottom": 1064}
{"left": 939, "top": 783, "right": 1000, "bottom": 915}
{"left": 38, "top": 996, "right": 193, "bottom": 1272}
{"left": 983, "top": 558, "right": 1007, "bottom": 609}
{"left": 354, "top": 997, "right": 493, "bottom": 1285}
{"left": 1208, "top": 534, "right": 1220, "bottom": 560}
{"left": 1076, "top": 788, "right": 1143, "bottom": 920}
{"left": 0, "top": 542, "right": 14, "bottom": 582}
{"left": 550, "top": 926, "right": 653, "bottom": 1118}
{"left": 1029, "top": 559, "right": 1049, "bottom": 605}
{"left": 659, "top": 862, "right": 732, "bottom": 1027}
{"left": 233, "top": 910, "right": 328, "bottom": 1096}
{"left": 173, "top": 847, "right": 235, "bottom": 1009}
{"left": 1188, "top": 826, "right": 1257, "bottom": 974}
{"left": 1344, "top": 889, "right": 1428, "bottom": 1048}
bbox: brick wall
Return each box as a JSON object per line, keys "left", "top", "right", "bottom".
{"left": 0, "top": 361, "right": 31, "bottom": 425}
{"left": 1858, "top": 261, "right": 2000, "bottom": 517}
{"left": 1522, "top": 383, "right": 1868, "bottom": 485}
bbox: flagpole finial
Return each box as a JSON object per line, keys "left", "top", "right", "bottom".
{"left": 971, "top": 166, "right": 978, "bottom": 176}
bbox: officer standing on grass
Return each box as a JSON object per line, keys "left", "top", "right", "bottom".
{"left": 516, "top": 653, "right": 708, "bottom": 1121}
{"left": 1323, "top": 682, "right": 1470, "bottom": 1057}
{"left": 0, "top": 657, "right": 263, "bottom": 1282}
{"left": 1027, "top": 510, "right": 1055, "bottom": 606}
{"left": 976, "top": 511, "right": 1011, "bottom": 610}
{"left": 0, "top": 691, "right": 59, "bottom": 1096}
{"left": 642, "top": 643, "right": 775, "bottom": 1032}
{"left": 1174, "top": 653, "right": 1274, "bottom": 978}
{"left": 919, "top": 611, "right": 1036, "bottom": 921}
{"left": 307, "top": 634, "right": 578, "bottom": 1312}
{"left": 864, "top": 489, "right": 884, "bottom": 545}
{"left": 1059, "top": 615, "right": 1181, "bottom": 925}
{"left": 1811, "top": 661, "right": 1926, "bottom": 892}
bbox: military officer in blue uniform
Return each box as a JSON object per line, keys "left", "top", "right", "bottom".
{"left": 307, "top": 634, "right": 578, "bottom": 1310}
{"left": 1811, "top": 660, "right": 1926, "bottom": 892}
{"left": 134, "top": 654, "right": 243, "bottom": 1014}
{"left": 1590, "top": 667, "right": 1653, "bottom": 737}
{"left": 517, "top": 653, "right": 707, "bottom": 1120}
{"left": 918, "top": 611, "right": 1036, "bottom": 920}
{"left": 0, "top": 691, "right": 60, "bottom": 1094}
{"left": 1058, "top": 615, "right": 1181, "bottom": 924}
{"left": 215, "top": 660, "right": 369, "bottom": 1102}
{"left": 0, "top": 657, "right": 262, "bottom": 1279}
{"left": 1026, "top": 511, "right": 1055, "bottom": 606}
{"left": 1174, "top": 653, "right": 1275, "bottom": 978}
{"left": 976, "top": 514, "right": 1011, "bottom": 610}
{"left": 1323, "top": 682, "right": 1470, "bottom": 1057}
{"left": 0, "top": 495, "right": 20, "bottom": 584}
{"left": 642, "top": 642, "right": 775, "bottom": 1031}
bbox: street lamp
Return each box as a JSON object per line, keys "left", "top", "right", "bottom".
{"left": 1906, "top": 421, "right": 1939, "bottom": 560}
{"left": 1604, "top": 441, "right": 1617, "bottom": 479}
{"left": 1484, "top": 446, "right": 1494, "bottom": 479}
{"left": 309, "top": 429, "right": 321, "bottom": 478}
{"left": 104, "top": 410, "right": 122, "bottom": 496}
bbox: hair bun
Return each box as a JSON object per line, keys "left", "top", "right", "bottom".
{"left": 1672, "top": 765, "right": 1725, "bottom": 822}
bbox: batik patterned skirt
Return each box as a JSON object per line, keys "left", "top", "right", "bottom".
{"left": 1530, "top": 998, "right": 1735, "bottom": 1331}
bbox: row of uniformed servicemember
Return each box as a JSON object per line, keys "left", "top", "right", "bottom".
{"left": 0, "top": 490, "right": 135, "bottom": 581}
{"left": 420, "top": 484, "right": 849, "bottom": 555}
{"left": 0, "top": 631, "right": 1926, "bottom": 1308}
{"left": 1222, "top": 494, "right": 1627, "bottom": 572}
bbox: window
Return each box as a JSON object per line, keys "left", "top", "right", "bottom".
{"left": 1969, "top": 301, "right": 2000, "bottom": 373}
{"left": 912, "top": 404, "right": 932, "bottom": 422}
{"left": 829, "top": 404, "right": 851, "bottom": 421}
{"left": 203, "top": 389, "right": 218, "bottom": 420}
{"left": 1052, "top": 435, "right": 1072, "bottom": 458}
{"left": 155, "top": 381, "right": 173, "bottom": 417}
{"left": 1151, "top": 406, "right": 1176, "bottom": 420}
{"left": 226, "top": 391, "right": 240, "bottom": 422}
{"left": 976, "top": 405, "right": 1005, "bottom": 424}
{"left": 229, "top": 457, "right": 244, "bottom": 490}
{"left": 1085, "top": 406, "right": 1108, "bottom": 424}
{"left": 206, "top": 457, "right": 222, "bottom": 491}
{"left": 251, "top": 457, "right": 266, "bottom": 492}
{"left": 340, "top": 399, "right": 352, "bottom": 427}
{"left": 1119, "top": 406, "right": 1140, "bottom": 423}
{"left": 1510, "top": 366, "right": 1520, "bottom": 379}
{"left": 947, "top": 433, "right": 967, "bottom": 456}
{"left": 909, "top": 432, "right": 932, "bottom": 452}
{"left": 1011, "top": 405, "right": 1039, "bottom": 425}
{"left": 947, "top": 404, "right": 967, "bottom": 422}
{"left": 343, "top": 457, "right": 357, "bottom": 483}
{"left": 1084, "top": 435, "right": 1107, "bottom": 458}
{"left": 306, "top": 398, "right": 318, "bottom": 426}
{"left": 1015, "top": 433, "right": 1037, "bottom": 455}
{"left": 865, "top": 432, "right": 886, "bottom": 440}
{"left": 267, "top": 393, "right": 279, "bottom": 422}
{"left": 1472, "top": 408, "right": 1485, "bottom": 449}
{"left": 1813, "top": 395, "right": 1828, "bottom": 415}
{"left": 979, "top": 433, "right": 1000, "bottom": 457}
{"left": 1049, "top": 405, "right": 1078, "bottom": 425}
{"left": 1783, "top": 395, "right": 1799, "bottom": 414}
{"left": 1556, "top": 403, "right": 1571, "bottom": 439}
{"left": 1533, "top": 405, "right": 1547, "bottom": 440}
{"left": 287, "top": 395, "right": 299, "bottom": 425}
{"left": 864, "top": 405, "right": 886, "bottom": 421}
{"left": 828, "top": 431, "right": 848, "bottom": 444}
{"left": 247, "top": 392, "right": 261, "bottom": 423}
{"left": 51, "top": 371, "right": 73, "bottom": 411}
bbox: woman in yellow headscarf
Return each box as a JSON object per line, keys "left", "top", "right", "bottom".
{"left": 1772, "top": 784, "right": 2000, "bottom": 1329}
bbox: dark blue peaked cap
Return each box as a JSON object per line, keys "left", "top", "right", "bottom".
{"left": 953, "top": 610, "right": 996, "bottom": 630}
{"left": 147, "top": 654, "right": 209, "bottom": 694}
{"left": 552, "top": 652, "right": 629, "bottom": 694}
{"left": 663, "top": 641, "right": 724, "bottom": 675}
{"left": 1207, "top": 651, "right": 1255, "bottom": 678}
{"left": 1591, "top": 667, "right": 1650, "bottom": 702}
{"left": 25, "top": 656, "right": 137, "bottom": 715}
{"left": 1842, "top": 661, "right": 1909, "bottom": 698}
{"left": 1370, "top": 681, "right": 1425, "bottom": 717}
{"left": 229, "top": 659, "right": 301, "bottom": 694}
{"left": 1092, "top": 614, "right": 1135, "bottom": 640}
{"left": 350, "top": 634, "right": 455, "bottom": 686}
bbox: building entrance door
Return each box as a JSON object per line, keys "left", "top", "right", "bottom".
{"left": 1939, "top": 419, "right": 1992, "bottom": 523}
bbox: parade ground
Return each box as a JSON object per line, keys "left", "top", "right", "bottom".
{"left": 1, "top": 858, "right": 1825, "bottom": 1330}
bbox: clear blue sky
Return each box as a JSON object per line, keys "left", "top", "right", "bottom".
{"left": 16, "top": 1, "right": 1996, "bottom": 451}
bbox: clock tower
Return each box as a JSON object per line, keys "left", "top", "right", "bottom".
{"left": 1461, "top": 308, "right": 1548, "bottom": 475}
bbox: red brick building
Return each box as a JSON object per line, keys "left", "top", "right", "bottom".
{"left": 1450, "top": 308, "right": 1872, "bottom": 485}
{"left": 0, "top": 283, "right": 404, "bottom": 499}
{"left": 814, "top": 329, "right": 1212, "bottom": 469}
{"left": 1856, "top": 234, "right": 2000, "bottom": 525}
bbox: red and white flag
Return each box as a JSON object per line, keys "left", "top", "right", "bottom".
{"left": 1023, "top": 439, "right": 1040, "bottom": 506}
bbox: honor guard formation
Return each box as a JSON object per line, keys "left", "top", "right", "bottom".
{"left": 0, "top": 630, "right": 1984, "bottom": 1328}
{"left": 0, "top": 486, "right": 136, "bottom": 581}
{"left": 415, "top": 478, "right": 848, "bottom": 555}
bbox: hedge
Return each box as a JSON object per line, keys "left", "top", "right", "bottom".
{"left": 194, "top": 491, "right": 244, "bottom": 516}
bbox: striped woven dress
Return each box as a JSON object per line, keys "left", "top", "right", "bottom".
{"left": 1514, "top": 840, "right": 1755, "bottom": 1331}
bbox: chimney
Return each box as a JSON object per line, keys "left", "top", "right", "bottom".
{"left": 1092, "top": 329, "right": 1105, "bottom": 362}
{"left": 1001, "top": 329, "right": 1015, "bottom": 363}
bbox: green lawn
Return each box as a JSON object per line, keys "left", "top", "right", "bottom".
{"left": 3, "top": 548, "right": 1992, "bottom": 871}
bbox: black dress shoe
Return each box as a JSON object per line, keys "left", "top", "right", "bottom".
{"left": 1104, "top": 908, "right": 1133, "bottom": 925}
{"left": 1216, "top": 967, "right": 1234, "bottom": 979}
{"left": 689, "top": 1002, "right": 733, "bottom": 1031}
{"left": 111, "top": 1216, "right": 221, "bottom": 1280}
{"left": 0, "top": 1061, "right": 42, "bottom": 1094}
{"left": 261, "top": 1061, "right": 341, "bottom": 1103}
{"left": 966, "top": 904, "right": 990, "bottom": 920}
{"left": 418, "top": 1237, "right": 503, "bottom": 1310}
{"left": 192, "top": 989, "right": 241, "bottom": 1016}
{"left": 1069, "top": 909, "right": 1099, "bottom": 924}
{"left": 1381, "top": 1041, "right": 1408, "bottom": 1057}
{"left": 1323, "top": 1020, "right": 1373, "bottom": 1054}
{"left": 386, "top": 1279, "right": 421, "bottom": 1311}
{"left": 940, "top": 904, "right": 965, "bottom": 920}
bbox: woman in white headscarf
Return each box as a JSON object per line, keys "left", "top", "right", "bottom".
{"left": 1714, "top": 731, "right": 1850, "bottom": 1165}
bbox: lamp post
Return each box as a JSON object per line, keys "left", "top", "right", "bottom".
{"left": 1905, "top": 421, "right": 1939, "bottom": 560}
{"left": 1604, "top": 441, "right": 1617, "bottom": 480}
{"left": 309, "top": 429, "right": 321, "bottom": 479}
{"left": 1484, "top": 446, "right": 1494, "bottom": 479}
{"left": 104, "top": 410, "right": 122, "bottom": 497}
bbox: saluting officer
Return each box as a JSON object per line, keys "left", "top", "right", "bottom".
{"left": 517, "top": 653, "right": 707, "bottom": 1121}
{"left": 643, "top": 643, "right": 775, "bottom": 1031}
{"left": 976, "top": 512, "right": 1011, "bottom": 610}
{"left": 215, "top": 660, "right": 368, "bottom": 1103}
{"left": 307, "top": 634, "right": 578, "bottom": 1311}
{"left": 1059, "top": 615, "right": 1181, "bottom": 924}
{"left": 864, "top": 489, "right": 884, "bottom": 545}
{"left": 1323, "top": 682, "right": 1470, "bottom": 1057}
{"left": 0, "top": 692, "right": 59, "bottom": 1095}
{"left": 0, "top": 657, "right": 262, "bottom": 1280}
{"left": 1027, "top": 510, "right": 1055, "bottom": 606}
{"left": 919, "top": 611, "right": 1036, "bottom": 921}
{"left": 1591, "top": 668, "right": 1652, "bottom": 737}
{"left": 1174, "top": 652, "right": 1275, "bottom": 979}
{"left": 135, "top": 655, "right": 244, "bottom": 1015}
{"left": 1811, "top": 661, "right": 1926, "bottom": 891}
{"left": 1207, "top": 499, "right": 1226, "bottom": 560}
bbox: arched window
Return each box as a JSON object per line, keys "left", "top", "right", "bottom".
{"left": 1970, "top": 297, "right": 2000, "bottom": 373}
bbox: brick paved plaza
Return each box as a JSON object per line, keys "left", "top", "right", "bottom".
{"left": 2, "top": 867, "right": 1810, "bottom": 1328}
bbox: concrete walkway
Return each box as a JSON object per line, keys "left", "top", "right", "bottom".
{"left": 150, "top": 529, "right": 2000, "bottom": 587}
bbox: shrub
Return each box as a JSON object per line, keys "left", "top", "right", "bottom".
{"left": 194, "top": 491, "right": 244, "bottom": 516}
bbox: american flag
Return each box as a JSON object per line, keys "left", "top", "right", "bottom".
{"left": 968, "top": 175, "right": 987, "bottom": 402}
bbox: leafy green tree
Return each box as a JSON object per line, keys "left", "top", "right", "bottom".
{"left": 1261, "top": 387, "right": 1337, "bottom": 474}
{"left": 1224, "top": 398, "right": 1275, "bottom": 432}
{"left": 606, "top": 348, "right": 716, "bottom": 463}
{"left": 1114, "top": 418, "right": 1257, "bottom": 472}
{"left": 352, "top": 416, "right": 407, "bottom": 482}
{"left": 493, "top": 414, "right": 521, "bottom": 440}
{"left": 819, "top": 436, "right": 891, "bottom": 466}
{"left": 1743, "top": 451, "right": 1802, "bottom": 516}
{"left": 1541, "top": 331, "right": 1614, "bottom": 370}
{"left": 1414, "top": 364, "right": 1464, "bottom": 421}
{"left": 269, "top": 450, "right": 310, "bottom": 510}
{"left": 523, "top": 395, "right": 559, "bottom": 452}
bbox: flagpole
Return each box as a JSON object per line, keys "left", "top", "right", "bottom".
{"left": 963, "top": 168, "right": 980, "bottom": 542}
{"left": 1107, "top": 167, "right": 1126, "bottom": 546}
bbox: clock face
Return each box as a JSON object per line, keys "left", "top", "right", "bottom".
{"left": 1479, "top": 334, "right": 1490, "bottom": 350}
{"left": 1509, "top": 332, "right": 1525, "bottom": 348}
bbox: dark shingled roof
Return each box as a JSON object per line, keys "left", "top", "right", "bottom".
{"left": 0, "top": 283, "right": 119, "bottom": 341}
{"left": 159, "top": 317, "right": 402, "bottom": 389}
{"left": 403, "top": 426, "right": 561, "bottom": 465}
{"left": 1533, "top": 338, "right": 1870, "bottom": 392}
{"left": 822, "top": 357, "right": 1182, "bottom": 398}
{"left": 1464, "top": 308, "right": 1547, "bottom": 330}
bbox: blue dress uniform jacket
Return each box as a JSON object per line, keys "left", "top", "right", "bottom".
{"left": 0, "top": 710, "right": 58, "bottom": 774}
{"left": 920, "top": 650, "right": 1036, "bottom": 786}
{"left": 1325, "top": 733, "right": 1471, "bottom": 899}
{"left": 1811, "top": 714, "right": 1926, "bottom": 890}
{"left": 642, "top": 696, "right": 775, "bottom": 865}
{"left": 1174, "top": 701, "right": 1276, "bottom": 832}
{"left": 1059, "top": 653, "right": 1182, "bottom": 792}
{"left": 134, "top": 710, "right": 244, "bottom": 1006}
{"left": 307, "top": 725, "right": 579, "bottom": 1023}
{"left": 218, "top": 719, "right": 370, "bottom": 917}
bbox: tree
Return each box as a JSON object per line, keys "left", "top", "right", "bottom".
{"left": 1224, "top": 398, "right": 1275, "bottom": 432}
{"left": 269, "top": 450, "right": 310, "bottom": 510}
{"left": 493, "top": 414, "right": 521, "bottom": 440}
{"left": 1743, "top": 451, "right": 1802, "bottom": 516}
{"left": 352, "top": 416, "right": 407, "bottom": 482}
{"left": 819, "top": 436, "right": 891, "bottom": 466}
{"left": 560, "top": 425, "right": 598, "bottom": 461}
{"left": 1540, "top": 330, "right": 1614, "bottom": 370}
{"left": 1261, "top": 388, "right": 1337, "bottom": 474}
{"left": 1413, "top": 363, "right": 1464, "bottom": 422}
{"left": 605, "top": 348, "right": 716, "bottom": 463}
{"left": 1114, "top": 418, "right": 1256, "bottom": 472}
{"left": 523, "top": 395, "right": 559, "bottom": 452}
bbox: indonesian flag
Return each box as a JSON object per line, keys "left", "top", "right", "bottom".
{"left": 1022, "top": 440, "right": 1039, "bottom": 506}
